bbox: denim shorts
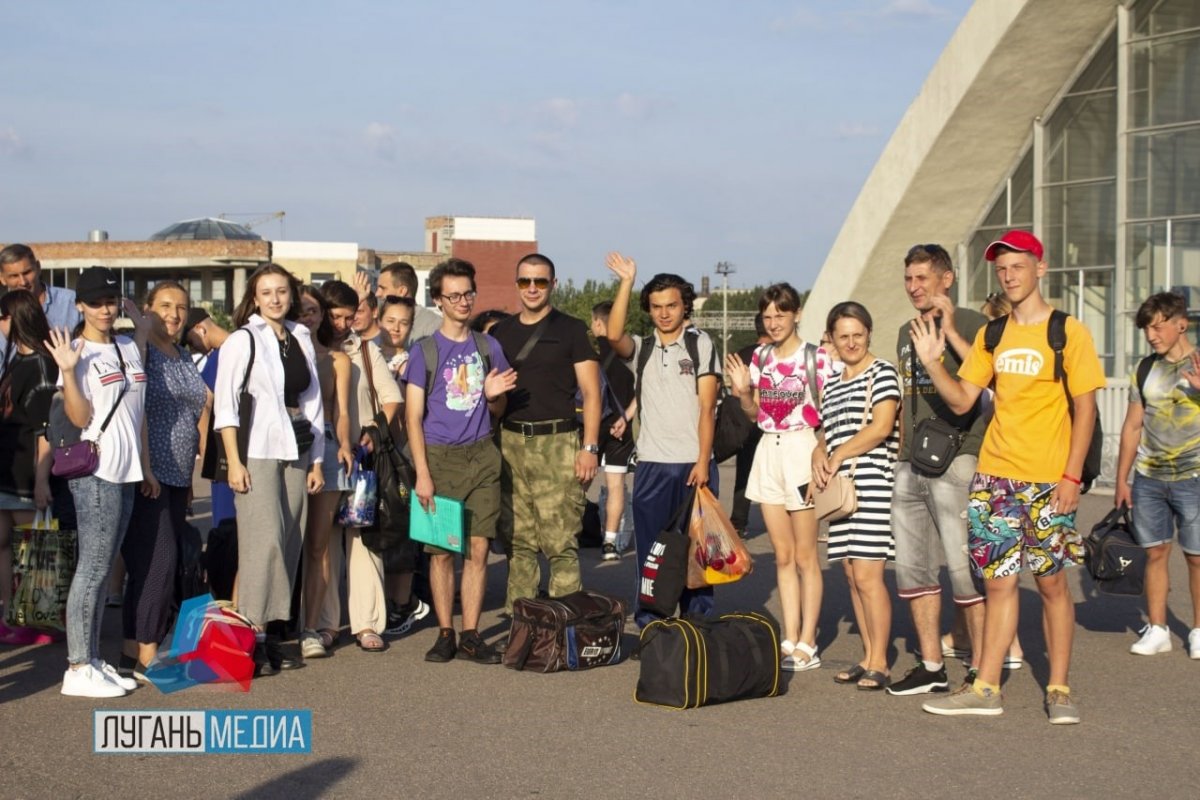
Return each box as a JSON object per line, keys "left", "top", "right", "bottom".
{"left": 1131, "top": 473, "right": 1200, "bottom": 554}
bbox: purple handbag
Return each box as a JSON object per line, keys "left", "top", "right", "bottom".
{"left": 51, "top": 342, "right": 128, "bottom": 480}
{"left": 51, "top": 440, "right": 101, "bottom": 479}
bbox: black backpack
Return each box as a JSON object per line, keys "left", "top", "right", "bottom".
{"left": 1134, "top": 354, "right": 1159, "bottom": 408}
{"left": 983, "top": 309, "right": 1103, "bottom": 492}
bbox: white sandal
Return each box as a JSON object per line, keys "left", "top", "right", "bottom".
{"left": 782, "top": 640, "right": 821, "bottom": 672}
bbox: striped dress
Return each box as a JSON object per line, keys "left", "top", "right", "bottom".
{"left": 822, "top": 357, "right": 901, "bottom": 561}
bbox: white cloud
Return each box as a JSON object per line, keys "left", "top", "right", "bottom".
{"left": 879, "top": 0, "right": 948, "bottom": 19}
{"left": 539, "top": 97, "right": 580, "bottom": 128}
{"left": 769, "top": 7, "right": 823, "bottom": 33}
{"left": 614, "top": 92, "right": 671, "bottom": 121}
{"left": 836, "top": 122, "right": 880, "bottom": 139}
{"left": 0, "top": 126, "right": 31, "bottom": 159}
{"left": 364, "top": 122, "right": 396, "bottom": 160}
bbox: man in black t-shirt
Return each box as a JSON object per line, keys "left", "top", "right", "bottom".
{"left": 591, "top": 301, "right": 636, "bottom": 560}
{"left": 491, "top": 254, "right": 601, "bottom": 611}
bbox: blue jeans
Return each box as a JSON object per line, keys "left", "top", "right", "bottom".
{"left": 632, "top": 460, "right": 719, "bottom": 628}
{"left": 66, "top": 476, "right": 135, "bottom": 665}
{"left": 1132, "top": 473, "right": 1200, "bottom": 554}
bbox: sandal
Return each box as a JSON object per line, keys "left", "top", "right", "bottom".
{"left": 856, "top": 669, "right": 889, "bottom": 691}
{"left": 356, "top": 631, "right": 386, "bottom": 652}
{"left": 782, "top": 641, "right": 821, "bottom": 672}
{"left": 834, "top": 664, "right": 867, "bottom": 684}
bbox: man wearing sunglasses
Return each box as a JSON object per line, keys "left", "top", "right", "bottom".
{"left": 0, "top": 244, "right": 81, "bottom": 351}
{"left": 490, "top": 254, "right": 602, "bottom": 613}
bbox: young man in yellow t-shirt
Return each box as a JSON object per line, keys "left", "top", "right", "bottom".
{"left": 910, "top": 230, "right": 1105, "bottom": 724}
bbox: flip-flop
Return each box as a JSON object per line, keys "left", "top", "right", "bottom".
{"left": 356, "top": 632, "right": 386, "bottom": 652}
{"left": 856, "top": 669, "right": 889, "bottom": 691}
{"left": 834, "top": 664, "right": 867, "bottom": 684}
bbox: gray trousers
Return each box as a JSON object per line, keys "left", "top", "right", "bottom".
{"left": 234, "top": 458, "right": 308, "bottom": 626}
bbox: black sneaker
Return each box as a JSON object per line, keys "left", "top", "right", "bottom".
{"left": 886, "top": 663, "right": 949, "bottom": 696}
{"left": 425, "top": 629, "right": 457, "bottom": 663}
{"left": 385, "top": 598, "right": 431, "bottom": 636}
{"left": 455, "top": 631, "right": 502, "bottom": 665}
{"left": 601, "top": 543, "right": 619, "bottom": 561}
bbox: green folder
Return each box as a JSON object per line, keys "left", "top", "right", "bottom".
{"left": 409, "top": 495, "right": 465, "bottom": 553}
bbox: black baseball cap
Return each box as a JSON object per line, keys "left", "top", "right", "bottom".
{"left": 75, "top": 267, "right": 121, "bottom": 304}
{"left": 185, "top": 307, "right": 210, "bottom": 331}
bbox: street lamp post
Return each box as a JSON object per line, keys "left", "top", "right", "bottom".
{"left": 715, "top": 261, "right": 735, "bottom": 363}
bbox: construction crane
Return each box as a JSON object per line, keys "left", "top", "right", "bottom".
{"left": 219, "top": 211, "right": 286, "bottom": 237}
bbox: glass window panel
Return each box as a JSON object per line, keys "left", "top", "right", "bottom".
{"left": 1045, "top": 268, "right": 1115, "bottom": 375}
{"left": 1133, "top": 0, "right": 1200, "bottom": 38}
{"left": 1130, "top": 33, "right": 1200, "bottom": 129}
{"left": 1043, "top": 182, "right": 1117, "bottom": 268}
{"left": 1169, "top": 219, "right": 1200, "bottom": 300}
{"left": 1010, "top": 149, "right": 1034, "bottom": 225}
{"left": 1129, "top": 126, "right": 1200, "bottom": 218}
{"left": 1068, "top": 33, "right": 1117, "bottom": 93}
{"left": 1045, "top": 92, "right": 1117, "bottom": 183}
{"left": 1126, "top": 221, "right": 1166, "bottom": 311}
{"left": 966, "top": 227, "right": 1006, "bottom": 306}
{"left": 981, "top": 190, "right": 1008, "bottom": 227}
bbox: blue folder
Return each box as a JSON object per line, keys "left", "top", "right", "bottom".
{"left": 409, "top": 495, "right": 465, "bottom": 553}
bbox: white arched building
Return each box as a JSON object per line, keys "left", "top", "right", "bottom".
{"left": 802, "top": 0, "right": 1200, "bottom": 486}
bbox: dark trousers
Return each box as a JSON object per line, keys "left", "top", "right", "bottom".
{"left": 632, "top": 460, "right": 719, "bottom": 628}
{"left": 122, "top": 484, "right": 187, "bottom": 644}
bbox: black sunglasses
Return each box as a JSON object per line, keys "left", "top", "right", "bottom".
{"left": 516, "top": 277, "right": 551, "bottom": 290}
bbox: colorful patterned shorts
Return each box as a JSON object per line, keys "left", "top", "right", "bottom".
{"left": 966, "top": 473, "right": 1084, "bottom": 579}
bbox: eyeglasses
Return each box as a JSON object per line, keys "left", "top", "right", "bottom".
{"left": 516, "top": 277, "right": 551, "bottom": 290}
{"left": 438, "top": 291, "right": 477, "bottom": 305}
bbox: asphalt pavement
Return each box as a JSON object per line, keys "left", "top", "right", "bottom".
{"left": 1, "top": 463, "right": 1198, "bottom": 800}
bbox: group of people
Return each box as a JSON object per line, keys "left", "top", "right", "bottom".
{"left": 1, "top": 230, "right": 1197, "bottom": 724}
{"left": 722, "top": 230, "right": 1198, "bottom": 726}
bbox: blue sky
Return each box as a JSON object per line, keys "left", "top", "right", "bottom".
{"left": 0, "top": 0, "right": 973, "bottom": 288}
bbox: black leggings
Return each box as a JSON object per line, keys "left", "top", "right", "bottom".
{"left": 122, "top": 484, "right": 187, "bottom": 644}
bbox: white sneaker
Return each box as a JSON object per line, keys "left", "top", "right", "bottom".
{"left": 1130, "top": 624, "right": 1172, "bottom": 656}
{"left": 92, "top": 659, "right": 138, "bottom": 691}
{"left": 1189, "top": 628, "right": 1200, "bottom": 660}
{"left": 62, "top": 665, "right": 127, "bottom": 698}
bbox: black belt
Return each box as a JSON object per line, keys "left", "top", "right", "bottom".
{"left": 501, "top": 418, "right": 579, "bottom": 437}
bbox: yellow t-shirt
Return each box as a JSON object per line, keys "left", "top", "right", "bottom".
{"left": 958, "top": 314, "right": 1106, "bottom": 483}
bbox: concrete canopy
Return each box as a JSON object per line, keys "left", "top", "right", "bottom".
{"left": 801, "top": 0, "right": 1116, "bottom": 354}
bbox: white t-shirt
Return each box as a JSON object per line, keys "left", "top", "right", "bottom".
{"left": 58, "top": 336, "right": 146, "bottom": 484}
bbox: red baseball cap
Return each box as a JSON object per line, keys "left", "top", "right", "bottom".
{"left": 984, "top": 230, "right": 1044, "bottom": 261}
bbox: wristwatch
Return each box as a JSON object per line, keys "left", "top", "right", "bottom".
{"left": 582, "top": 444, "right": 600, "bottom": 455}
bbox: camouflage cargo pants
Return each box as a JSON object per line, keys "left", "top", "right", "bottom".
{"left": 501, "top": 428, "right": 585, "bottom": 609}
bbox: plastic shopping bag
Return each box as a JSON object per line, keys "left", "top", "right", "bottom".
{"left": 7, "top": 510, "right": 76, "bottom": 631}
{"left": 686, "top": 486, "right": 753, "bottom": 589}
{"left": 335, "top": 459, "right": 378, "bottom": 528}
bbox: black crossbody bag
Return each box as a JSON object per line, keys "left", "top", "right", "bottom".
{"left": 908, "top": 346, "right": 965, "bottom": 478}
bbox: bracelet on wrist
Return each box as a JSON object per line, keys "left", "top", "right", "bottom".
{"left": 1061, "top": 473, "right": 1082, "bottom": 486}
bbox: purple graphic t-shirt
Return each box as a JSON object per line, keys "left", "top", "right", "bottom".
{"left": 406, "top": 331, "right": 510, "bottom": 446}
{"left": 749, "top": 342, "right": 834, "bottom": 433}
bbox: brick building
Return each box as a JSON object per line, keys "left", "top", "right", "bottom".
{"left": 425, "top": 216, "right": 537, "bottom": 313}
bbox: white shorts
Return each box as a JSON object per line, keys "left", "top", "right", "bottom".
{"left": 745, "top": 428, "right": 818, "bottom": 512}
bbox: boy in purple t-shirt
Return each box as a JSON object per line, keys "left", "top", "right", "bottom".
{"left": 405, "top": 258, "right": 516, "bottom": 665}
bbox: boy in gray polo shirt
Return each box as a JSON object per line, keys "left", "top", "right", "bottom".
{"left": 604, "top": 253, "right": 721, "bottom": 628}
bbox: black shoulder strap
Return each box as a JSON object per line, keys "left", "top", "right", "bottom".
{"left": 983, "top": 314, "right": 1008, "bottom": 354}
{"left": 909, "top": 342, "right": 917, "bottom": 432}
{"left": 1135, "top": 354, "right": 1158, "bottom": 409}
{"left": 470, "top": 331, "right": 492, "bottom": 374}
{"left": 601, "top": 348, "right": 616, "bottom": 372}
{"left": 1047, "top": 309, "right": 1068, "bottom": 384}
{"left": 512, "top": 315, "right": 551, "bottom": 368}
{"left": 683, "top": 329, "right": 701, "bottom": 392}
{"left": 238, "top": 329, "right": 256, "bottom": 396}
{"left": 634, "top": 336, "right": 655, "bottom": 417}
{"left": 421, "top": 336, "right": 438, "bottom": 412}
{"left": 96, "top": 339, "right": 130, "bottom": 435}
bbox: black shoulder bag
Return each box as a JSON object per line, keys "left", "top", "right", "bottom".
{"left": 908, "top": 343, "right": 965, "bottom": 478}
{"left": 202, "top": 330, "right": 255, "bottom": 483}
